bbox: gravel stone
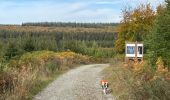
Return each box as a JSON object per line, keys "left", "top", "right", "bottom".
{"left": 34, "top": 64, "right": 115, "bottom": 100}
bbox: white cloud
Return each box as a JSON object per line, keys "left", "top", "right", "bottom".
{"left": 95, "top": 1, "right": 122, "bottom": 5}
{"left": 0, "top": 0, "right": 165, "bottom": 24}
{"left": 123, "top": 0, "right": 164, "bottom": 7}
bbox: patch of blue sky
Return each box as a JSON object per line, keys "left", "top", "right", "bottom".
{"left": 0, "top": 0, "right": 165, "bottom": 24}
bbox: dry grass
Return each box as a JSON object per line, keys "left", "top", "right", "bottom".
{"left": 103, "top": 60, "right": 170, "bottom": 100}
{"left": 0, "top": 51, "right": 92, "bottom": 100}
{"left": 0, "top": 25, "right": 117, "bottom": 33}
{"left": 103, "top": 61, "right": 134, "bottom": 100}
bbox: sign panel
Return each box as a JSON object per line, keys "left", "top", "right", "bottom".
{"left": 126, "top": 43, "right": 143, "bottom": 58}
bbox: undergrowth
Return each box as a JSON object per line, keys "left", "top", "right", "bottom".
{"left": 104, "top": 59, "right": 170, "bottom": 100}
{"left": 0, "top": 51, "right": 92, "bottom": 100}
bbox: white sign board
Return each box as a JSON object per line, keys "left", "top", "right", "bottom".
{"left": 125, "top": 43, "right": 143, "bottom": 58}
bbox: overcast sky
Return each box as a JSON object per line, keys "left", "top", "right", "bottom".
{"left": 0, "top": 0, "right": 164, "bottom": 24}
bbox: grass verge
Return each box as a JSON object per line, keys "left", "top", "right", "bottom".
{"left": 27, "top": 70, "right": 65, "bottom": 100}
{"left": 0, "top": 51, "right": 91, "bottom": 100}
{"left": 103, "top": 61, "right": 170, "bottom": 100}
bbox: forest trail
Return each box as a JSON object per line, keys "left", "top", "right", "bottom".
{"left": 34, "top": 64, "right": 114, "bottom": 100}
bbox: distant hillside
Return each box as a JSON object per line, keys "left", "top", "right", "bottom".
{"left": 0, "top": 23, "right": 117, "bottom": 58}
{"left": 0, "top": 25, "right": 117, "bottom": 33}
{"left": 22, "top": 22, "right": 119, "bottom": 28}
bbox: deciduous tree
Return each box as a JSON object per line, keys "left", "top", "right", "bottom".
{"left": 115, "top": 4, "right": 156, "bottom": 53}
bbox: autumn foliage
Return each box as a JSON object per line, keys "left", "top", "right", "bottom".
{"left": 115, "top": 4, "right": 156, "bottom": 53}
{"left": 111, "top": 1, "right": 170, "bottom": 99}
{"left": 0, "top": 51, "right": 91, "bottom": 100}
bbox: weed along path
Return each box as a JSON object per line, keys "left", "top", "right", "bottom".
{"left": 34, "top": 64, "right": 114, "bottom": 100}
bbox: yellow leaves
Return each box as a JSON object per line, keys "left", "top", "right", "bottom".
{"left": 18, "top": 51, "right": 90, "bottom": 68}
{"left": 56, "top": 52, "right": 75, "bottom": 58}
{"left": 156, "top": 57, "right": 168, "bottom": 73}
{"left": 1, "top": 51, "right": 91, "bottom": 99}
{"left": 55, "top": 52, "right": 77, "bottom": 60}
{"left": 115, "top": 38, "right": 125, "bottom": 53}
{"left": 133, "top": 60, "right": 144, "bottom": 72}
{"left": 131, "top": 57, "right": 169, "bottom": 82}
{"left": 115, "top": 3, "right": 156, "bottom": 52}
{"left": 149, "top": 57, "right": 170, "bottom": 82}
{"left": 165, "top": 73, "right": 170, "bottom": 80}
{"left": 149, "top": 75, "right": 159, "bottom": 82}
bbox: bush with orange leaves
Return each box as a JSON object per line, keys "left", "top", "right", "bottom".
{"left": 121, "top": 57, "right": 170, "bottom": 99}
{"left": 0, "top": 51, "right": 92, "bottom": 100}
{"left": 156, "top": 57, "right": 168, "bottom": 73}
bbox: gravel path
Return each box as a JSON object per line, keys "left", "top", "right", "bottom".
{"left": 34, "top": 64, "right": 114, "bottom": 100}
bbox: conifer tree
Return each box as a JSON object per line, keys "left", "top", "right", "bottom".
{"left": 146, "top": 0, "right": 170, "bottom": 68}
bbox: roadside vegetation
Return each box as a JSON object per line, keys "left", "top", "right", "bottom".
{"left": 104, "top": 0, "right": 170, "bottom": 100}
{"left": 0, "top": 51, "right": 92, "bottom": 100}
{"left": 104, "top": 60, "right": 170, "bottom": 100}
{"left": 0, "top": 0, "right": 170, "bottom": 99}
{"left": 0, "top": 23, "right": 117, "bottom": 100}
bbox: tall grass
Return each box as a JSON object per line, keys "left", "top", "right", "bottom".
{"left": 104, "top": 59, "right": 170, "bottom": 100}
{"left": 0, "top": 51, "right": 91, "bottom": 100}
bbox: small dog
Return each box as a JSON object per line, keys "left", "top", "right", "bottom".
{"left": 101, "top": 80, "right": 108, "bottom": 94}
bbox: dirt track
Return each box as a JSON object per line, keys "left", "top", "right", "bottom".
{"left": 34, "top": 64, "right": 114, "bottom": 100}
